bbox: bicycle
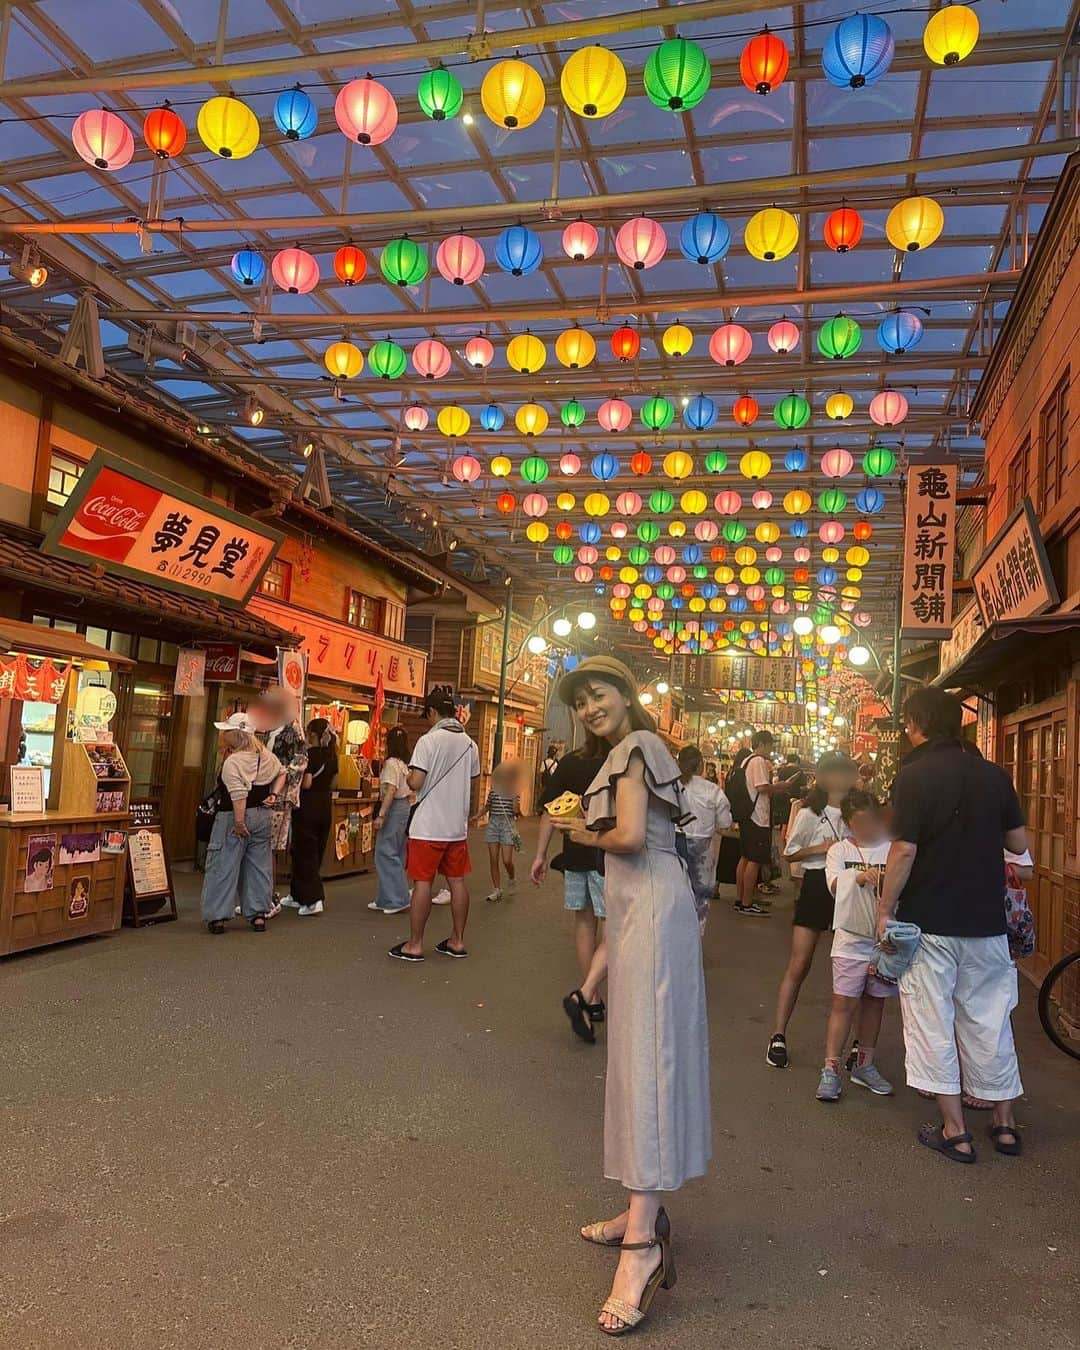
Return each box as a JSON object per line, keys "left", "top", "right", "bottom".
{"left": 1038, "top": 948, "right": 1080, "bottom": 1061}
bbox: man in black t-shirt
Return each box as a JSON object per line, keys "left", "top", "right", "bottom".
{"left": 878, "top": 688, "right": 1029, "bottom": 1163}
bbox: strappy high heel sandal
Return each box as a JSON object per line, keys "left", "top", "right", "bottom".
{"left": 562, "top": 989, "right": 595, "bottom": 1043}
{"left": 599, "top": 1207, "right": 676, "bottom": 1337}
{"left": 580, "top": 1218, "right": 624, "bottom": 1248}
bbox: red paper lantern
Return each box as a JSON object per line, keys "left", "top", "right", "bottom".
{"left": 740, "top": 30, "right": 790, "bottom": 95}
{"left": 854, "top": 521, "right": 873, "bottom": 541}
{"left": 333, "top": 244, "right": 367, "bottom": 286}
{"left": 555, "top": 521, "right": 573, "bottom": 540}
{"left": 562, "top": 219, "right": 599, "bottom": 261}
{"left": 793, "top": 567, "right": 810, "bottom": 584}
{"left": 611, "top": 326, "right": 641, "bottom": 363}
{"left": 143, "top": 105, "right": 186, "bottom": 159}
{"left": 630, "top": 451, "right": 653, "bottom": 477}
{"left": 824, "top": 207, "right": 864, "bottom": 254}
{"left": 496, "top": 491, "right": 516, "bottom": 514}
{"left": 335, "top": 78, "right": 398, "bottom": 145}
{"left": 464, "top": 335, "right": 494, "bottom": 369}
{"left": 599, "top": 565, "right": 615, "bottom": 582}
{"left": 732, "top": 395, "right": 759, "bottom": 427}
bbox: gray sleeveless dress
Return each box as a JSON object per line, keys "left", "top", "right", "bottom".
{"left": 583, "top": 730, "right": 712, "bottom": 1192}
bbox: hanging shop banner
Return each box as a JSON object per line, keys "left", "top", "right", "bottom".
{"left": 900, "top": 464, "right": 958, "bottom": 639}
{"left": 41, "top": 450, "right": 283, "bottom": 609}
{"left": 174, "top": 649, "right": 206, "bottom": 697}
{"left": 199, "top": 643, "right": 242, "bottom": 682}
{"left": 736, "top": 700, "right": 806, "bottom": 727}
{"left": 251, "top": 595, "right": 427, "bottom": 698}
{"left": 278, "top": 647, "right": 307, "bottom": 705}
{"left": 678, "top": 653, "right": 799, "bottom": 694}
{"left": 971, "top": 497, "right": 1059, "bottom": 628}
{"left": 0, "top": 654, "right": 72, "bottom": 702}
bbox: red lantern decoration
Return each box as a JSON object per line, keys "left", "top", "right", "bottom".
{"left": 793, "top": 567, "right": 810, "bottom": 584}
{"left": 630, "top": 451, "right": 653, "bottom": 477}
{"left": 496, "top": 491, "right": 516, "bottom": 514}
{"left": 436, "top": 233, "right": 485, "bottom": 286}
{"left": 599, "top": 398, "right": 632, "bottom": 433}
{"left": 335, "top": 78, "right": 398, "bottom": 145}
{"left": 710, "top": 547, "right": 726, "bottom": 563}
{"left": 562, "top": 219, "right": 599, "bottom": 261}
{"left": 555, "top": 521, "right": 573, "bottom": 540}
{"left": 824, "top": 207, "right": 864, "bottom": 254}
{"left": 333, "top": 244, "right": 367, "bottom": 286}
{"left": 610, "top": 326, "right": 641, "bottom": 363}
{"left": 599, "top": 565, "right": 615, "bottom": 582}
{"left": 732, "top": 395, "right": 759, "bottom": 427}
{"left": 854, "top": 521, "right": 873, "bottom": 541}
{"left": 412, "top": 339, "right": 452, "bottom": 380}
{"left": 740, "top": 30, "right": 790, "bottom": 95}
{"left": 464, "top": 335, "right": 495, "bottom": 369}
{"left": 767, "top": 319, "right": 800, "bottom": 355}
{"left": 709, "top": 323, "right": 753, "bottom": 367}
{"left": 271, "top": 246, "right": 319, "bottom": 294}
{"left": 143, "top": 105, "right": 186, "bottom": 159}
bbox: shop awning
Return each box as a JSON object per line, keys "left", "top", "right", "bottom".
{"left": 0, "top": 524, "right": 299, "bottom": 655}
{"left": 0, "top": 615, "right": 135, "bottom": 666}
{"left": 934, "top": 612, "right": 1080, "bottom": 690}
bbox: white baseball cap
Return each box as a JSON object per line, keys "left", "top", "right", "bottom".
{"left": 213, "top": 711, "right": 257, "bottom": 733}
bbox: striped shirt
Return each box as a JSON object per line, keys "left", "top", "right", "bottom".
{"left": 486, "top": 791, "right": 518, "bottom": 823}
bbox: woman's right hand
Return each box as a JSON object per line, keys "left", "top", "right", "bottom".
{"left": 530, "top": 857, "right": 548, "bottom": 885}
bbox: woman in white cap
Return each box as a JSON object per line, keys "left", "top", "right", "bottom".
{"left": 201, "top": 712, "right": 286, "bottom": 934}
{"left": 550, "top": 655, "right": 709, "bottom": 1336}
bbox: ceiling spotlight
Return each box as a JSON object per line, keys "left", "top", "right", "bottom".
{"left": 447, "top": 537, "right": 459, "bottom": 552}
{"left": 245, "top": 397, "right": 265, "bottom": 427}
{"left": 9, "top": 254, "right": 48, "bottom": 288}
{"left": 300, "top": 438, "right": 314, "bottom": 458}
{"left": 552, "top": 617, "right": 573, "bottom": 638}
{"left": 196, "top": 423, "right": 211, "bottom": 435}
{"left": 128, "top": 327, "right": 192, "bottom": 367}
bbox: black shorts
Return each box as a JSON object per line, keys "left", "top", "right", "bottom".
{"left": 738, "top": 820, "right": 772, "bottom": 865}
{"left": 793, "top": 868, "right": 835, "bottom": 932}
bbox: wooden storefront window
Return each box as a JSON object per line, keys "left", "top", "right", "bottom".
{"left": 1039, "top": 370, "right": 1069, "bottom": 511}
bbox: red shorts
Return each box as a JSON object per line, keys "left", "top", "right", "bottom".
{"left": 406, "top": 838, "right": 471, "bottom": 882}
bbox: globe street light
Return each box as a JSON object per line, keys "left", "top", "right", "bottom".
{"left": 526, "top": 634, "right": 549, "bottom": 655}
{"left": 577, "top": 610, "right": 597, "bottom": 630}
{"left": 848, "top": 644, "right": 871, "bottom": 666}
{"left": 552, "top": 617, "right": 573, "bottom": 638}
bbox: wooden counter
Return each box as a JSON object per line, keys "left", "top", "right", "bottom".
{"left": 321, "top": 792, "right": 377, "bottom": 880}
{"left": 0, "top": 810, "right": 128, "bottom": 956}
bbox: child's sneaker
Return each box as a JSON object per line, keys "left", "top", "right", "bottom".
{"left": 816, "top": 1067, "right": 843, "bottom": 1102}
{"left": 486, "top": 889, "right": 503, "bottom": 903}
{"left": 850, "top": 1063, "right": 894, "bottom": 1095}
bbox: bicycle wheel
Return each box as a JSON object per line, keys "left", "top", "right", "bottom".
{"left": 1038, "top": 950, "right": 1080, "bottom": 1061}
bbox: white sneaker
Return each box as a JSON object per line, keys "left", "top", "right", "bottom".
{"left": 279, "top": 895, "right": 301, "bottom": 909}
{"left": 486, "top": 888, "right": 503, "bottom": 903}
{"left": 430, "top": 888, "right": 452, "bottom": 906}
{"left": 297, "top": 901, "right": 324, "bottom": 916}
{"left": 383, "top": 904, "right": 410, "bottom": 914}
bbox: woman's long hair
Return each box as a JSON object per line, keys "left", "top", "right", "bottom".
{"left": 306, "top": 716, "right": 337, "bottom": 750}
{"left": 575, "top": 675, "right": 656, "bottom": 756}
{"left": 385, "top": 726, "right": 409, "bottom": 763}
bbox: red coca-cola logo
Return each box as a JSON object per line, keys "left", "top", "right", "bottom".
{"left": 61, "top": 466, "right": 162, "bottom": 565}
{"left": 200, "top": 643, "right": 241, "bottom": 681}
{"left": 82, "top": 495, "right": 149, "bottom": 533}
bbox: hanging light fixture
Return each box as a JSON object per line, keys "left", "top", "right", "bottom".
{"left": 480, "top": 403, "right": 505, "bottom": 432}
{"left": 740, "top": 450, "right": 772, "bottom": 481}
{"left": 876, "top": 309, "right": 924, "bottom": 354}
{"left": 785, "top": 447, "right": 807, "bottom": 471}
{"left": 783, "top": 489, "right": 812, "bottom": 515}
{"left": 732, "top": 395, "right": 759, "bottom": 427}
{"left": 72, "top": 108, "right": 135, "bottom": 169}
{"left": 196, "top": 96, "right": 259, "bottom": 159}
{"left": 886, "top": 196, "right": 944, "bottom": 252}
{"left": 230, "top": 249, "right": 265, "bottom": 287}
{"left": 615, "top": 216, "right": 667, "bottom": 271}
{"left": 855, "top": 486, "right": 886, "bottom": 515}
{"left": 817, "top": 314, "right": 862, "bottom": 360}
{"left": 335, "top": 77, "right": 398, "bottom": 144}
{"left": 591, "top": 452, "right": 620, "bottom": 482}
{"left": 562, "top": 219, "right": 599, "bottom": 261}
{"left": 610, "top": 326, "right": 641, "bottom": 363}
{"left": 437, "top": 405, "right": 471, "bottom": 437}
{"left": 821, "top": 14, "right": 895, "bottom": 88}
{"left": 825, "top": 391, "right": 854, "bottom": 421}
{"left": 744, "top": 207, "right": 799, "bottom": 261}
{"left": 143, "top": 104, "right": 186, "bottom": 158}
{"left": 554, "top": 327, "right": 596, "bottom": 369}
{"left": 630, "top": 451, "right": 653, "bottom": 477}
{"left": 821, "top": 448, "right": 854, "bottom": 478}
{"left": 324, "top": 340, "right": 364, "bottom": 380}
{"left": 560, "top": 45, "right": 627, "bottom": 118}
{"left": 662, "top": 450, "right": 694, "bottom": 481}
{"left": 561, "top": 400, "right": 586, "bottom": 429}
{"left": 819, "top": 487, "right": 848, "bottom": 515}
{"left": 516, "top": 402, "right": 549, "bottom": 437}
{"left": 923, "top": 4, "right": 980, "bottom": 66}
{"left": 272, "top": 246, "right": 319, "bottom": 294}
{"left": 495, "top": 224, "right": 543, "bottom": 276}
{"left": 679, "top": 212, "right": 731, "bottom": 265}
{"left": 506, "top": 332, "right": 547, "bottom": 374}
{"left": 823, "top": 206, "right": 863, "bottom": 253}
{"left": 333, "top": 244, "right": 367, "bottom": 286}
{"left": 380, "top": 236, "right": 428, "bottom": 286}
{"left": 774, "top": 393, "right": 811, "bottom": 430}
{"left": 465, "top": 335, "right": 494, "bottom": 369}
{"left": 412, "top": 339, "right": 452, "bottom": 380}
{"left": 709, "top": 323, "right": 753, "bottom": 367}
{"left": 369, "top": 338, "right": 407, "bottom": 379}
{"left": 684, "top": 395, "right": 717, "bottom": 431}
{"left": 642, "top": 396, "right": 675, "bottom": 432}
{"left": 662, "top": 323, "right": 693, "bottom": 358}
{"left": 417, "top": 66, "right": 464, "bottom": 121}
{"left": 599, "top": 398, "right": 632, "bottom": 433}
{"left": 740, "top": 29, "right": 790, "bottom": 95}
{"left": 481, "top": 58, "right": 546, "bottom": 129}
{"left": 404, "top": 406, "right": 429, "bottom": 431}
{"left": 767, "top": 318, "right": 800, "bottom": 354}
{"left": 244, "top": 396, "right": 265, "bottom": 428}
{"left": 560, "top": 452, "right": 583, "bottom": 476}
{"left": 274, "top": 86, "right": 318, "bottom": 140}
{"left": 521, "top": 455, "right": 550, "bottom": 484}
{"left": 863, "top": 446, "right": 898, "bottom": 480}
{"left": 643, "top": 37, "right": 712, "bottom": 111}
{"left": 869, "top": 392, "right": 908, "bottom": 428}
{"left": 451, "top": 453, "right": 482, "bottom": 485}
{"left": 435, "top": 233, "right": 485, "bottom": 286}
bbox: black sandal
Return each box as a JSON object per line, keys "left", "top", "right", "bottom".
{"left": 207, "top": 920, "right": 225, "bottom": 935}
{"left": 562, "top": 989, "right": 595, "bottom": 1043}
{"left": 250, "top": 916, "right": 267, "bottom": 933}
{"left": 588, "top": 999, "right": 606, "bottom": 1024}
{"left": 988, "top": 1123, "right": 1022, "bottom": 1156}
{"left": 918, "top": 1122, "right": 976, "bottom": 1163}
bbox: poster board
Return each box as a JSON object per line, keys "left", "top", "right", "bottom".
{"left": 9, "top": 766, "right": 46, "bottom": 814}
{"left": 123, "top": 823, "right": 177, "bottom": 927}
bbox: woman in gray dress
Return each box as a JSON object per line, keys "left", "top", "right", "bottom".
{"left": 551, "top": 655, "right": 710, "bottom": 1336}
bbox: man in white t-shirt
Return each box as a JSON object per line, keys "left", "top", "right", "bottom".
{"left": 735, "top": 730, "right": 783, "bottom": 915}
{"left": 390, "top": 687, "right": 480, "bottom": 963}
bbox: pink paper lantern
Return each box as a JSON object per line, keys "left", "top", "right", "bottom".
{"left": 709, "top": 323, "right": 753, "bottom": 367}
{"left": 562, "top": 219, "right": 599, "bottom": 261}
{"left": 819, "top": 521, "right": 845, "bottom": 544}
{"left": 772, "top": 598, "right": 791, "bottom": 614}
{"left": 854, "top": 610, "right": 872, "bottom": 628}
{"left": 335, "top": 78, "right": 398, "bottom": 145}
{"left": 765, "top": 546, "right": 783, "bottom": 562}
{"left": 821, "top": 447, "right": 854, "bottom": 478}
{"left": 598, "top": 398, "right": 632, "bottom": 433}
{"left": 613, "top": 582, "right": 632, "bottom": 599}
{"left": 436, "top": 234, "right": 485, "bottom": 286}
{"left": 272, "top": 246, "right": 319, "bottom": 294}
{"left": 746, "top": 585, "right": 766, "bottom": 602}
{"left": 72, "top": 109, "right": 135, "bottom": 170}
{"left": 655, "top": 544, "right": 676, "bottom": 565}
{"left": 869, "top": 390, "right": 909, "bottom": 427}
{"left": 404, "top": 406, "right": 429, "bottom": 431}
{"left": 752, "top": 489, "right": 773, "bottom": 510}
{"left": 465, "top": 335, "right": 494, "bottom": 369}
{"left": 615, "top": 216, "right": 667, "bottom": 270}
{"left": 451, "top": 454, "right": 482, "bottom": 484}
{"left": 725, "top": 583, "right": 740, "bottom": 597}
{"left": 575, "top": 564, "right": 595, "bottom": 583}
{"left": 611, "top": 520, "right": 628, "bottom": 539}
{"left": 666, "top": 566, "right": 687, "bottom": 584}
{"left": 794, "top": 546, "right": 811, "bottom": 563}
{"left": 768, "top": 319, "right": 800, "bottom": 354}
{"left": 559, "top": 452, "right": 582, "bottom": 476}
{"left": 615, "top": 490, "right": 643, "bottom": 516}
{"left": 522, "top": 492, "right": 549, "bottom": 517}
{"left": 412, "top": 338, "right": 452, "bottom": 380}
{"left": 714, "top": 490, "right": 743, "bottom": 516}
{"left": 694, "top": 520, "right": 719, "bottom": 542}
{"left": 578, "top": 545, "right": 599, "bottom": 564}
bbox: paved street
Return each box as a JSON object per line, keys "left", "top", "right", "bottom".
{"left": 1, "top": 822, "right": 1077, "bottom": 1350}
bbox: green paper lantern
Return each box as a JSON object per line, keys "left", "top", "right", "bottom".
{"left": 643, "top": 37, "right": 711, "bottom": 112}
{"left": 657, "top": 582, "right": 676, "bottom": 600}
{"left": 552, "top": 544, "right": 574, "bottom": 566}
{"left": 723, "top": 519, "right": 747, "bottom": 544}
{"left": 764, "top": 566, "right": 785, "bottom": 586}
{"left": 637, "top": 520, "right": 660, "bottom": 544}
{"left": 521, "top": 455, "right": 549, "bottom": 484}
{"left": 628, "top": 544, "right": 650, "bottom": 565}
{"left": 704, "top": 450, "right": 728, "bottom": 474}
{"left": 641, "top": 395, "right": 675, "bottom": 432}
{"left": 648, "top": 489, "right": 674, "bottom": 513}
{"left": 561, "top": 398, "right": 586, "bottom": 429}
{"left": 692, "top": 564, "right": 709, "bottom": 580}
{"left": 817, "top": 314, "right": 862, "bottom": 360}
{"left": 417, "top": 67, "right": 463, "bottom": 121}
{"left": 819, "top": 487, "right": 848, "bottom": 514}
{"left": 813, "top": 605, "right": 835, "bottom": 626}
{"left": 774, "top": 393, "right": 811, "bottom": 430}
{"left": 863, "top": 445, "right": 897, "bottom": 478}
{"left": 380, "top": 236, "right": 428, "bottom": 287}
{"left": 368, "top": 338, "right": 407, "bottom": 379}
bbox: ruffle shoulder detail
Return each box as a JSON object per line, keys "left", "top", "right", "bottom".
{"left": 582, "top": 730, "right": 693, "bottom": 830}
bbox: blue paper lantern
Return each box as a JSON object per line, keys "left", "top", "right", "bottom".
{"left": 480, "top": 403, "right": 505, "bottom": 432}
{"left": 682, "top": 544, "right": 703, "bottom": 565}
{"left": 274, "top": 87, "right": 318, "bottom": 140}
{"left": 580, "top": 522, "right": 602, "bottom": 545}
{"left": 591, "top": 451, "right": 619, "bottom": 482}
{"left": 784, "top": 447, "right": 807, "bottom": 472}
{"left": 855, "top": 486, "right": 886, "bottom": 515}
{"left": 684, "top": 394, "right": 717, "bottom": 431}
{"left": 644, "top": 565, "right": 663, "bottom": 584}
{"left": 679, "top": 211, "right": 731, "bottom": 265}
{"left": 790, "top": 519, "right": 809, "bottom": 538}
{"left": 230, "top": 248, "right": 265, "bottom": 287}
{"left": 495, "top": 224, "right": 543, "bottom": 277}
{"left": 822, "top": 14, "right": 895, "bottom": 89}
{"left": 671, "top": 596, "right": 684, "bottom": 611}
{"left": 730, "top": 597, "right": 747, "bottom": 613}
{"left": 817, "top": 567, "right": 838, "bottom": 586}
{"left": 876, "top": 309, "right": 924, "bottom": 355}
{"left": 701, "top": 583, "right": 719, "bottom": 600}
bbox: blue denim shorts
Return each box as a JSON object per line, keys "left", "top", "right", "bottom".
{"left": 485, "top": 817, "right": 517, "bottom": 846}
{"left": 563, "top": 869, "right": 605, "bottom": 918}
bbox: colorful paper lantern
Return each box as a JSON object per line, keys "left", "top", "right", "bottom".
{"left": 709, "top": 323, "right": 753, "bottom": 367}
{"left": 380, "top": 236, "right": 428, "bottom": 286}
{"left": 819, "top": 487, "right": 848, "bottom": 514}
{"left": 436, "top": 234, "right": 485, "bottom": 286}
{"left": 662, "top": 323, "right": 693, "bottom": 358}
{"left": 333, "top": 244, "right": 367, "bottom": 286}
{"left": 715, "top": 490, "right": 742, "bottom": 516}
{"left": 584, "top": 491, "right": 610, "bottom": 517}
{"left": 740, "top": 450, "right": 772, "bottom": 481}
{"left": 526, "top": 521, "right": 550, "bottom": 544}
{"left": 617, "top": 491, "right": 643, "bottom": 517}
{"left": 662, "top": 450, "right": 693, "bottom": 481}
{"left": 876, "top": 309, "right": 924, "bottom": 354}
{"left": 496, "top": 491, "right": 516, "bottom": 514}
{"left": 561, "top": 399, "right": 586, "bottom": 429}
{"left": 506, "top": 332, "right": 547, "bottom": 374}
{"left": 465, "top": 335, "right": 495, "bottom": 369}
{"left": 650, "top": 491, "right": 675, "bottom": 514}
{"left": 817, "top": 314, "right": 862, "bottom": 359}
{"left": 196, "top": 96, "right": 259, "bottom": 159}
{"left": 821, "top": 448, "right": 854, "bottom": 478}
{"left": 553, "top": 544, "right": 574, "bottom": 564}
{"left": 521, "top": 456, "right": 549, "bottom": 485}
{"left": 886, "top": 196, "right": 944, "bottom": 252}
{"left": 822, "top": 14, "right": 895, "bottom": 88}
{"left": 562, "top": 219, "right": 599, "bottom": 261}
{"left": 272, "top": 246, "right": 319, "bottom": 294}
{"left": 599, "top": 399, "right": 633, "bottom": 433}
{"left": 785, "top": 447, "right": 807, "bottom": 471}
{"left": 679, "top": 212, "right": 730, "bottom": 265}
{"left": 723, "top": 520, "right": 748, "bottom": 544}
{"left": 824, "top": 206, "right": 864, "bottom": 255}
{"left": 412, "top": 338, "right": 452, "bottom": 380}
{"left": 630, "top": 451, "right": 653, "bottom": 477}
{"left": 745, "top": 207, "right": 798, "bottom": 261}
{"left": 863, "top": 445, "right": 898, "bottom": 476}
{"left": 732, "top": 395, "right": 759, "bottom": 427}
{"left": 854, "top": 521, "right": 873, "bottom": 541}
{"left": 495, "top": 224, "right": 543, "bottom": 276}
{"left": 274, "top": 87, "right": 318, "bottom": 140}
{"left": 768, "top": 319, "right": 800, "bottom": 355}
{"left": 324, "top": 340, "right": 363, "bottom": 380}
{"left": 644, "top": 38, "right": 711, "bottom": 111}
{"left": 560, "top": 452, "right": 582, "bottom": 476}
{"left": 704, "top": 450, "right": 728, "bottom": 474}
{"left": 685, "top": 395, "right": 717, "bottom": 431}
{"left": 924, "top": 4, "right": 979, "bottom": 66}
{"left": 554, "top": 327, "right": 596, "bottom": 370}
{"left": 740, "top": 29, "right": 790, "bottom": 95}
{"left": 515, "top": 403, "right": 549, "bottom": 437}
{"left": 869, "top": 392, "right": 908, "bottom": 428}
{"left": 522, "top": 492, "right": 548, "bottom": 518}
{"left": 784, "top": 489, "right": 812, "bottom": 515}
{"left": 369, "top": 339, "right": 407, "bottom": 379}
{"left": 826, "top": 391, "right": 854, "bottom": 421}
{"left": 417, "top": 67, "right": 464, "bottom": 121}
{"left": 755, "top": 521, "right": 780, "bottom": 543}
{"left": 615, "top": 217, "right": 667, "bottom": 271}
{"left": 72, "top": 107, "right": 135, "bottom": 171}
{"left": 855, "top": 487, "right": 885, "bottom": 515}
{"left": 404, "top": 406, "right": 429, "bottom": 432}
{"left": 610, "top": 326, "right": 641, "bottom": 363}
{"left": 335, "top": 78, "right": 397, "bottom": 144}
{"left": 143, "top": 104, "right": 186, "bottom": 159}
{"left": 591, "top": 452, "right": 619, "bottom": 482}
{"left": 490, "top": 453, "right": 512, "bottom": 475}
{"left": 774, "top": 393, "right": 811, "bottom": 430}
{"left": 561, "top": 45, "right": 627, "bottom": 118}
{"left": 230, "top": 249, "right": 265, "bottom": 287}
{"left": 482, "top": 58, "right": 545, "bottom": 129}
{"left": 557, "top": 492, "right": 576, "bottom": 512}
{"left": 481, "top": 403, "right": 505, "bottom": 432}
{"left": 642, "top": 396, "right": 675, "bottom": 432}
{"left": 437, "top": 405, "right": 471, "bottom": 437}
{"left": 452, "top": 454, "right": 482, "bottom": 484}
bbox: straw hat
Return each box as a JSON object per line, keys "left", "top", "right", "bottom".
{"left": 556, "top": 654, "right": 653, "bottom": 719}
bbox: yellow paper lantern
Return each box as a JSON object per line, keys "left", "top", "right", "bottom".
{"left": 740, "top": 449, "right": 772, "bottom": 480}
{"left": 825, "top": 391, "right": 854, "bottom": 421}
{"left": 740, "top": 620, "right": 756, "bottom": 635}
{"left": 634, "top": 583, "right": 652, "bottom": 601}
{"left": 709, "top": 597, "right": 726, "bottom": 613}
{"left": 793, "top": 586, "right": 812, "bottom": 604}
{"left": 584, "top": 491, "right": 610, "bottom": 517}
{"left": 526, "top": 520, "right": 549, "bottom": 544}
{"left": 681, "top": 489, "right": 708, "bottom": 515}
{"left": 740, "top": 566, "right": 761, "bottom": 585}
{"left": 689, "top": 597, "right": 706, "bottom": 613}
{"left": 755, "top": 521, "right": 780, "bottom": 544}
{"left": 822, "top": 546, "right": 840, "bottom": 564}
{"left": 554, "top": 327, "right": 596, "bottom": 369}
{"left": 482, "top": 59, "right": 546, "bottom": 129}
{"left": 507, "top": 332, "right": 547, "bottom": 374}
{"left": 490, "top": 455, "right": 512, "bottom": 478}
{"left": 197, "top": 95, "right": 260, "bottom": 159}
{"left": 605, "top": 545, "right": 622, "bottom": 561}
{"left": 557, "top": 491, "right": 576, "bottom": 512}
{"left": 663, "top": 450, "right": 694, "bottom": 481}
{"left": 923, "top": 4, "right": 979, "bottom": 66}
{"left": 560, "top": 45, "right": 627, "bottom": 118}
{"left": 846, "top": 545, "right": 870, "bottom": 567}
{"left": 734, "top": 546, "right": 757, "bottom": 566}
{"left": 886, "top": 196, "right": 944, "bottom": 253}
{"left": 715, "top": 566, "right": 734, "bottom": 584}
{"left": 744, "top": 207, "right": 798, "bottom": 261}
{"left": 662, "top": 323, "right": 693, "bottom": 358}
{"left": 667, "top": 520, "right": 687, "bottom": 538}
{"left": 846, "top": 567, "right": 863, "bottom": 582}
{"left": 771, "top": 585, "right": 786, "bottom": 599}
{"left": 842, "top": 586, "right": 862, "bottom": 601}
{"left": 515, "top": 402, "right": 549, "bottom": 436}
{"left": 323, "top": 340, "right": 363, "bottom": 379}
{"left": 783, "top": 489, "right": 811, "bottom": 515}
{"left": 437, "top": 405, "right": 471, "bottom": 437}
{"left": 619, "top": 566, "right": 639, "bottom": 584}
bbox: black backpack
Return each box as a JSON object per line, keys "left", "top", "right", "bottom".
{"left": 727, "top": 754, "right": 763, "bottom": 825}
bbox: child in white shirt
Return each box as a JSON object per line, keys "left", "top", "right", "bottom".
{"left": 816, "top": 790, "right": 897, "bottom": 1103}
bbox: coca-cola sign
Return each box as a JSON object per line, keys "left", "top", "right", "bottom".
{"left": 199, "top": 643, "right": 242, "bottom": 681}
{"left": 42, "top": 450, "right": 283, "bottom": 609}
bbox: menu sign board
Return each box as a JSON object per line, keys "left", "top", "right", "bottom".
{"left": 127, "top": 826, "right": 170, "bottom": 897}
{"left": 678, "top": 654, "right": 799, "bottom": 694}
{"left": 900, "top": 464, "right": 958, "bottom": 640}
{"left": 42, "top": 451, "right": 283, "bottom": 609}
{"left": 971, "top": 497, "right": 1058, "bottom": 628}
{"left": 737, "top": 700, "right": 806, "bottom": 727}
